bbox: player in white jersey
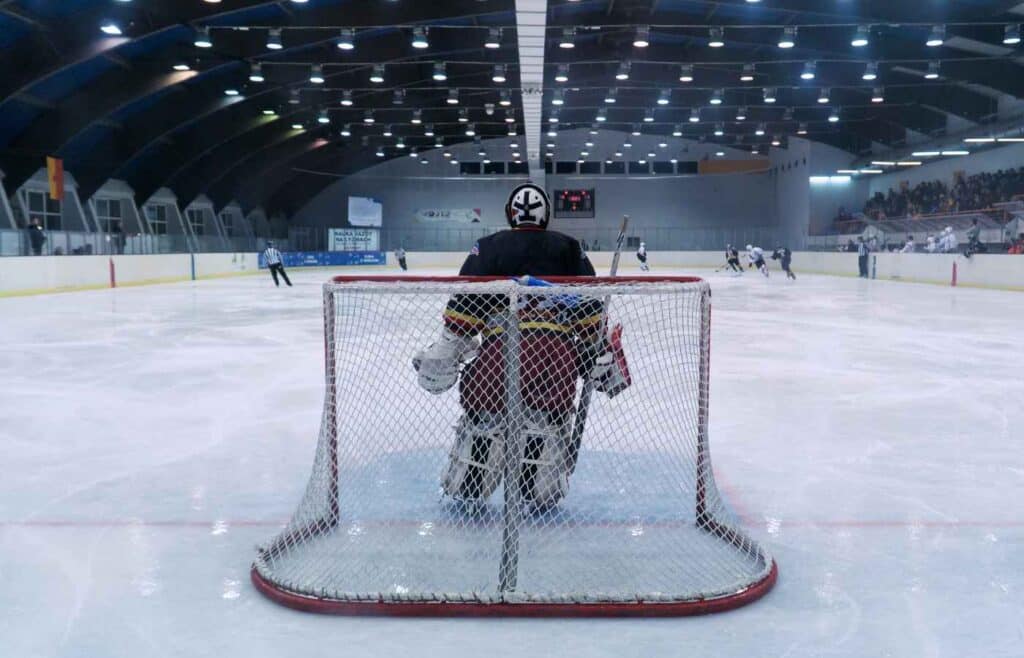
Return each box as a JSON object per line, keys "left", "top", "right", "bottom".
{"left": 900, "top": 235, "right": 915, "bottom": 253}
{"left": 636, "top": 242, "right": 649, "bottom": 271}
{"left": 943, "top": 226, "right": 959, "bottom": 253}
{"left": 746, "top": 245, "right": 769, "bottom": 277}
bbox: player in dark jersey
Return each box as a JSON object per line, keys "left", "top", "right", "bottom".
{"left": 725, "top": 244, "right": 743, "bottom": 273}
{"left": 771, "top": 246, "right": 796, "bottom": 280}
{"left": 412, "top": 183, "right": 628, "bottom": 508}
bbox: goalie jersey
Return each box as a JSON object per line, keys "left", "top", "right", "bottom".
{"left": 444, "top": 227, "right": 598, "bottom": 336}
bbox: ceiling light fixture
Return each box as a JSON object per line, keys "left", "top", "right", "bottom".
{"left": 337, "top": 28, "right": 355, "bottom": 50}
{"left": 709, "top": 27, "right": 725, "bottom": 48}
{"left": 778, "top": 26, "right": 796, "bottom": 49}
{"left": 851, "top": 25, "right": 870, "bottom": 47}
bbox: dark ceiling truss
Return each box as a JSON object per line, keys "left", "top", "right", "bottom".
{"left": 539, "top": 4, "right": 1024, "bottom": 158}
{"left": 0, "top": 0, "right": 520, "bottom": 214}
{"left": 2, "top": 0, "right": 1023, "bottom": 218}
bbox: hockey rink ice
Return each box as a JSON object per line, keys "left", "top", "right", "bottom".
{"left": 1, "top": 265, "right": 1022, "bottom": 658}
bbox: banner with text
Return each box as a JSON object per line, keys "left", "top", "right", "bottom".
{"left": 259, "top": 251, "right": 386, "bottom": 268}
{"left": 328, "top": 227, "right": 379, "bottom": 252}
{"left": 414, "top": 208, "right": 483, "bottom": 224}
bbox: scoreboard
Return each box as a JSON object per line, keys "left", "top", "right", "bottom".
{"left": 554, "top": 189, "right": 596, "bottom": 218}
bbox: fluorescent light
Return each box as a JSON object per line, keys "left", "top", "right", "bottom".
{"left": 778, "top": 27, "right": 796, "bottom": 49}
{"left": 836, "top": 169, "right": 859, "bottom": 174}
{"left": 262, "top": 109, "right": 276, "bottom": 116}
{"left": 492, "top": 65, "right": 506, "bottom": 83}
{"left": 485, "top": 28, "right": 501, "bottom": 49}
{"left": 249, "top": 64, "right": 265, "bottom": 82}
{"left": 809, "top": 176, "right": 829, "bottom": 184}
{"left": 800, "top": 61, "right": 816, "bottom": 80}
{"left": 309, "top": 65, "right": 325, "bottom": 84}
{"left": 173, "top": 64, "right": 191, "bottom": 71}
{"left": 559, "top": 28, "right": 575, "bottom": 49}
{"left": 740, "top": 64, "right": 755, "bottom": 82}
{"left": 911, "top": 151, "right": 940, "bottom": 157}
{"left": 851, "top": 25, "right": 870, "bottom": 47}
{"left": 964, "top": 137, "right": 995, "bottom": 143}
{"left": 369, "top": 65, "right": 384, "bottom": 83}
{"left": 678, "top": 65, "right": 693, "bottom": 82}
{"left": 555, "top": 65, "right": 569, "bottom": 83}
{"left": 266, "top": 29, "right": 282, "bottom": 50}
{"left": 862, "top": 62, "right": 878, "bottom": 81}
{"left": 941, "top": 150, "right": 969, "bottom": 156}
{"left": 925, "top": 61, "right": 940, "bottom": 79}
{"left": 633, "top": 26, "right": 650, "bottom": 48}
{"left": 708, "top": 27, "right": 724, "bottom": 48}
{"left": 830, "top": 176, "right": 851, "bottom": 183}
{"left": 224, "top": 89, "right": 240, "bottom": 96}
{"left": 337, "top": 28, "right": 355, "bottom": 50}
{"left": 101, "top": 22, "right": 123, "bottom": 36}
{"left": 411, "top": 27, "right": 429, "bottom": 49}
{"left": 997, "top": 137, "right": 1024, "bottom": 142}
{"left": 897, "top": 161, "right": 922, "bottom": 166}
{"left": 926, "top": 25, "right": 945, "bottom": 47}
{"left": 871, "top": 161, "right": 895, "bottom": 166}
{"left": 1004, "top": 24, "right": 1021, "bottom": 46}
{"left": 859, "top": 169, "right": 883, "bottom": 174}
{"left": 432, "top": 62, "right": 447, "bottom": 81}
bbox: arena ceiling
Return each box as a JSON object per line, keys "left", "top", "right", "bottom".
{"left": 1, "top": 0, "right": 1023, "bottom": 216}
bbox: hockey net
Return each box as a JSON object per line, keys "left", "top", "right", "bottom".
{"left": 252, "top": 275, "right": 776, "bottom": 616}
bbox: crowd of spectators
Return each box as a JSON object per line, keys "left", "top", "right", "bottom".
{"left": 861, "top": 167, "right": 1024, "bottom": 220}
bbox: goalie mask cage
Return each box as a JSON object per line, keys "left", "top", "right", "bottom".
{"left": 252, "top": 276, "right": 776, "bottom": 617}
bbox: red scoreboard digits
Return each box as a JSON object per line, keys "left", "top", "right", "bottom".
{"left": 554, "top": 188, "right": 596, "bottom": 218}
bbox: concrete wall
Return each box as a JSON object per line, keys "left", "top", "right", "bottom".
{"left": 292, "top": 132, "right": 782, "bottom": 251}
{"left": 0, "top": 252, "right": 259, "bottom": 296}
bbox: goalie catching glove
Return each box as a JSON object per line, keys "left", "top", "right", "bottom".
{"left": 583, "top": 324, "right": 632, "bottom": 398}
{"left": 412, "top": 330, "right": 478, "bottom": 394}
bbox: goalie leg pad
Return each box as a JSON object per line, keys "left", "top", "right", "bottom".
{"left": 441, "top": 413, "right": 505, "bottom": 501}
{"left": 517, "top": 410, "right": 572, "bottom": 508}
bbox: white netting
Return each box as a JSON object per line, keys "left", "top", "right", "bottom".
{"left": 253, "top": 276, "right": 775, "bottom": 614}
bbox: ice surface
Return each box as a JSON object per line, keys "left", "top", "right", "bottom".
{"left": 1, "top": 264, "right": 1023, "bottom": 658}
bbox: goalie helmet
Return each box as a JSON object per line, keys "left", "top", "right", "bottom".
{"left": 505, "top": 183, "right": 551, "bottom": 229}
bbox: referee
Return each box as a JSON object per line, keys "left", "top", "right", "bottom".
{"left": 262, "top": 241, "right": 292, "bottom": 287}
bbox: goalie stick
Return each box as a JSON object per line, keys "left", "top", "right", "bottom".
{"left": 566, "top": 215, "right": 630, "bottom": 475}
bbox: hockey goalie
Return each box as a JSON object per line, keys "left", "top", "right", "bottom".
{"left": 412, "top": 183, "right": 631, "bottom": 509}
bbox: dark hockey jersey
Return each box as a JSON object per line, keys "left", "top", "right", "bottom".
{"left": 444, "top": 227, "right": 598, "bottom": 336}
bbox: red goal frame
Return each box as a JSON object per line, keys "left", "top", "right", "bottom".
{"left": 252, "top": 275, "right": 778, "bottom": 617}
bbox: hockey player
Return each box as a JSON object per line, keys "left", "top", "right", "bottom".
{"left": 746, "top": 244, "right": 769, "bottom": 277}
{"left": 942, "top": 226, "right": 959, "bottom": 253}
{"left": 395, "top": 246, "right": 408, "bottom": 271}
{"left": 964, "top": 219, "right": 985, "bottom": 258}
{"left": 412, "top": 183, "right": 630, "bottom": 509}
{"left": 636, "top": 241, "right": 649, "bottom": 272}
{"left": 900, "top": 235, "right": 915, "bottom": 253}
{"left": 925, "top": 234, "right": 937, "bottom": 253}
{"left": 771, "top": 246, "right": 796, "bottom": 280}
{"left": 725, "top": 244, "right": 743, "bottom": 273}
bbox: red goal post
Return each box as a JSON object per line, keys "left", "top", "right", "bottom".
{"left": 252, "top": 275, "right": 777, "bottom": 617}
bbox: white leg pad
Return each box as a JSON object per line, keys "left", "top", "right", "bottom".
{"left": 441, "top": 413, "right": 505, "bottom": 501}
{"left": 519, "top": 412, "right": 572, "bottom": 507}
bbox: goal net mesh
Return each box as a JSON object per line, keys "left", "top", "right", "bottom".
{"left": 252, "top": 276, "right": 775, "bottom": 614}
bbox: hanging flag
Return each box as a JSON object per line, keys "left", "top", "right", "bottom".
{"left": 46, "top": 156, "right": 64, "bottom": 201}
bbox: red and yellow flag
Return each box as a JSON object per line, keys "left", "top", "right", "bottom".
{"left": 46, "top": 156, "right": 64, "bottom": 201}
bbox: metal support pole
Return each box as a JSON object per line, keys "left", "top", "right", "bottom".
{"left": 498, "top": 287, "right": 524, "bottom": 596}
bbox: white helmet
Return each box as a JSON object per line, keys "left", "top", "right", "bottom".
{"left": 746, "top": 244, "right": 753, "bottom": 251}
{"left": 640, "top": 241, "right": 646, "bottom": 247}
{"left": 505, "top": 183, "right": 550, "bottom": 229}
{"left": 945, "top": 226, "right": 953, "bottom": 233}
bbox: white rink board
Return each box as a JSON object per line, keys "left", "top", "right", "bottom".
{"left": 0, "top": 264, "right": 1022, "bottom": 658}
